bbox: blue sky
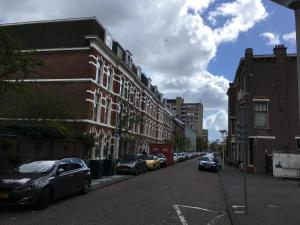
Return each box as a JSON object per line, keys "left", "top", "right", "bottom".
{"left": 208, "top": 0, "right": 296, "bottom": 82}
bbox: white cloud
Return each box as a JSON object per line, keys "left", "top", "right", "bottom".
{"left": 0, "top": 0, "right": 268, "bottom": 140}
{"left": 260, "top": 32, "right": 280, "bottom": 46}
{"left": 209, "top": 0, "right": 268, "bottom": 43}
{"left": 283, "top": 31, "right": 296, "bottom": 43}
{"left": 204, "top": 110, "right": 228, "bottom": 131}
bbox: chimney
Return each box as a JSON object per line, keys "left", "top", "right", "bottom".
{"left": 245, "top": 48, "right": 253, "bottom": 60}
{"left": 273, "top": 44, "right": 287, "bottom": 57}
{"left": 147, "top": 77, "right": 152, "bottom": 89}
{"left": 160, "top": 93, "right": 164, "bottom": 102}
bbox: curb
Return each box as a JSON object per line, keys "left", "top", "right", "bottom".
{"left": 91, "top": 175, "right": 134, "bottom": 191}
{"left": 218, "top": 171, "right": 235, "bottom": 225}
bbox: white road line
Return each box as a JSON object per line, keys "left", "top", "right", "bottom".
{"left": 207, "top": 214, "right": 225, "bottom": 225}
{"left": 232, "top": 205, "right": 245, "bottom": 208}
{"left": 173, "top": 205, "right": 189, "bottom": 225}
{"left": 175, "top": 204, "right": 216, "bottom": 213}
{"left": 173, "top": 204, "right": 226, "bottom": 225}
{"left": 234, "top": 210, "right": 245, "bottom": 214}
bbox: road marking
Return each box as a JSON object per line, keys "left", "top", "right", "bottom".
{"left": 207, "top": 214, "right": 225, "bottom": 225}
{"left": 267, "top": 205, "right": 278, "bottom": 208}
{"left": 175, "top": 204, "right": 215, "bottom": 213}
{"left": 232, "top": 205, "right": 245, "bottom": 208}
{"left": 234, "top": 210, "right": 245, "bottom": 214}
{"left": 173, "top": 204, "right": 225, "bottom": 225}
{"left": 173, "top": 205, "right": 188, "bottom": 225}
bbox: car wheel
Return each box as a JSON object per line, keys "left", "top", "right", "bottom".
{"left": 38, "top": 187, "right": 50, "bottom": 209}
{"left": 198, "top": 166, "right": 201, "bottom": 171}
{"left": 134, "top": 167, "right": 138, "bottom": 176}
{"left": 82, "top": 179, "right": 91, "bottom": 194}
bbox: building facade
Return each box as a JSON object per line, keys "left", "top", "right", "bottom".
{"left": 227, "top": 45, "right": 300, "bottom": 173}
{"left": 1, "top": 17, "right": 177, "bottom": 161}
{"left": 202, "top": 129, "right": 208, "bottom": 144}
{"left": 165, "top": 97, "right": 203, "bottom": 137}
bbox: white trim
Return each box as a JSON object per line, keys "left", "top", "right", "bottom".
{"left": 248, "top": 136, "right": 275, "bottom": 139}
{"left": 0, "top": 17, "right": 106, "bottom": 29}
{"left": 22, "top": 47, "right": 90, "bottom": 53}
{"left": 5, "top": 78, "right": 93, "bottom": 83}
{"left": 252, "top": 99, "right": 270, "bottom": 102}
{"left": 295, "top": 137, "right": 300, "bottom": 140}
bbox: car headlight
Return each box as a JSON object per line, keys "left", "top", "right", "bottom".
{"left": 18, "top": 181, "right": 39, "bottom": 191}
{"left": 129, "top": 163, "right": 136, "bottom": 168}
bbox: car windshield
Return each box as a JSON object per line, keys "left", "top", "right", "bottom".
{"left": 124, "top": 155, "right": 137, "bottom": 161}
{"left": 201, "top": 157, "right": 212, "bottom": 161}
{"left": 16, "top": 160, "right": 56, "bottom": 174}
{"left": 147, "top": 155, "right": 155, "bottom": 160}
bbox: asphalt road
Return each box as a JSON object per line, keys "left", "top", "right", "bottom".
{"left": 0, "top": 158, "right": 230, "bottom": 225}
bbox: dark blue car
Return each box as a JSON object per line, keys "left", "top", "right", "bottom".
{"left": 0, "top": 158, "right": 91, "bottom": 209}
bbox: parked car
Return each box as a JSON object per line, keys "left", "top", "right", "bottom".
{"left": 177, "top": 152, "right": 185, "bottom": 162}
{"left": 156, "top": 153, "right": 168, "bottom": 167}
{"left": 0, "top": 158, "right": 91, "bottom": 209}
{"left": 144, "top": 155, "right": 160, "bottom": 170}
{"left": 116, "top": 154, "right": 147, "bottom": 175}
{"left": 173, "top": 153, "right": 178, "bottom": 163}
{"left": 198, "top": 156, "right": 218, "bottom": 172}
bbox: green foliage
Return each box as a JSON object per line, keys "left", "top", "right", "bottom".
{"left": 0, "top": 27, "right": 44, "bottom": 93}
{"left": 0, "top": 121, "right": 71, "bottom": 138}
{"left": 196, "top": 136, "right": 208, "bottom": 151}
{"left": 76, "top": 133, "right": 96, "bottom": 150}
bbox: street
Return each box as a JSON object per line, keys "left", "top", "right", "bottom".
{"left": 0, "top": 158, "right": 230, "bottom": 225}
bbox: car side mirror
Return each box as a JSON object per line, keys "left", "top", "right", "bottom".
{"left": 56, "top": 168, "right": 65, "bottom": 176}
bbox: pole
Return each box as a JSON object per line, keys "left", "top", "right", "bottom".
{"left": 241, "top": 106, "right": 248, "bottom": 214}
{"left": 295, "top": 9, "right": 300, "bottom": 123}
{"left": 222, "top": 136, "right": 225, "bottom": 170}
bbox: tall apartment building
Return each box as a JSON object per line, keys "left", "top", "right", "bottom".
{"left": 165, "top": 97, "right": 203, "bottom": 136}
{"left": 227, "top": 46, "right": 300, "bottom": 174}
{"left": 0, "top": 17, "right": 181, "bottom": 162}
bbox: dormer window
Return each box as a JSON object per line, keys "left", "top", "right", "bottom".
{"left": 125, "top": 50, "right": 132, "bottom": 68}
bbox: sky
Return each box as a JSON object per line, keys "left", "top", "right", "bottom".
{"left": 0, "top": 0, "right": 296, "bottom": 141}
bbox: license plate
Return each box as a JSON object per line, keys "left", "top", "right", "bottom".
{"left": 0, "top": 193, "right": 9, "bottom": 199}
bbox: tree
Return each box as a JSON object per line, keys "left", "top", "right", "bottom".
{"left": 196, "top": 135, "right": 208, "bottom": 151}
{"left": 0, "top": 27, "right": 43, "bottom": 93}
{"left": 117, "top": 99, "right": 145, "bottom": 158}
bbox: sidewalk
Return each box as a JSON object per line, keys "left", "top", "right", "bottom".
{"left": 220, "top": 165, "right": 300, "bottom": 225}
{"left": 91, "top": 175, "right": 134, "bottom": 191}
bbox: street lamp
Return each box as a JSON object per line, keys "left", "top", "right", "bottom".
{"left": 219, "top": 130, "right": 227, "bottom": 170}
{"left": 271, "top": 0, "right": 300, "bottom": 122}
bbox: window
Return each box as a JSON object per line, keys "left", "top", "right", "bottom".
{"left": 107, "top": 69, "right": 113, "bottom": 90}
{"left": 120, "top": 78, "right": 125, "bottom": 96}
{"left": 95, "top": 61, "right": 102, "bottom": 84}
{"left": 93, "top": 93, "right": 100, "bottom": 122}
{"left": 254, "top": 101, "right": 268, "bottom": 128}
{"left": 104, "top": 99, "right": 111, "bottom": 124}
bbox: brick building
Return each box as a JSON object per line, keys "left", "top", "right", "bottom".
{"left": 0, "top": 17, "right": 179, "bottom": 161}
{"left": 227, "top": 45, "right": 300, "bottom": 173}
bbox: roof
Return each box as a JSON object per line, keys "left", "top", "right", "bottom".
{"left": 233, "top": 53, "right": 297, "bottom": 84}
{"left": 1, "top": 17, "right": 106, "bottom": 49}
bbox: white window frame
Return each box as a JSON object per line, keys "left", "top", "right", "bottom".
{"left": 253, "top": 99, "right": 269, "bottom": 129}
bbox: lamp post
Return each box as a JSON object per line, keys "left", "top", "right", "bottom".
{"left": 219, "top": 130, "right": 227, "bottom": 170}
{"left": 271, "top": 0, "right": 300, "bottom": 122}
